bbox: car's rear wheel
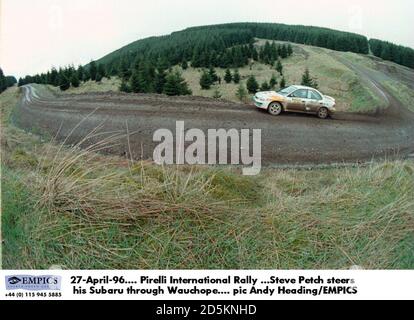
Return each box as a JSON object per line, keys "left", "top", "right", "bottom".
{"left": 268, "top": 102, "right": 282, "bottom": 116}
{"left": 317, "top": 107, "right": 329, "bottom": 119}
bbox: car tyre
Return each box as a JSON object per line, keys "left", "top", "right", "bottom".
{"left": 268, "top": 102, "right": 283, "bottom": 116}
{"left": 317, "top": 107, "right": 329, "bottom": 119}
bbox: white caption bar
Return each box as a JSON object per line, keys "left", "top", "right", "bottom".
{"left": 1, "top": 270, "right": 413, "bottom": 300}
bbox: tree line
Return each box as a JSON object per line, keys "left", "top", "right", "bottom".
{"left": 0, "top": 67, "right": 17, "bottom": 94}
{"left": 369, "top": 39, "right": 414, "bottom": 69}
{"left": 98, "top": 23, "right": 369, "bottom": 82}
{"left": 185, "top": 23, "right": 369, "bottom": 54}
{"left": 16, "top": 61, "right": 110, "bottom": 90}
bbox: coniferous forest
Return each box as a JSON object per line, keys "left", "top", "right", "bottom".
{"left": 15, "top": 23, "right": 414, "bottom": 95}
{"left": 0, "top": 67, "right": 17, "bottom": 94}
{"left": 369, "top": 39, "right": 414, "bottom": 69}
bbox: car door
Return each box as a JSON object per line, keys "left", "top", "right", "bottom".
{"left": 306, "top": 90, "right": 324, "bottom": 113}
{"left": 286, "top": 89, "right": 308, "bottom": 112}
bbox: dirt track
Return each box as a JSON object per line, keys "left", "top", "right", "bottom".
{"left": 14, "top": 59, "right": 414, "bottom": 166}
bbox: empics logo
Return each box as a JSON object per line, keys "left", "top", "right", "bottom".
{"left": 5, "top": 275, "right": 62, "bottom": 291}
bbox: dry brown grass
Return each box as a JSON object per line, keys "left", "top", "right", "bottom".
{"left": 33, "top": 127, "right": 235, "bottom": 224}
{"left": 46, "top": 77, "right": 121, "bottom": 95}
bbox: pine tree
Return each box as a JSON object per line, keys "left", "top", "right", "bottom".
{"left": 200, "top": 70, "right": 213, "bottom": 90}
{"left": 130, "top": 69, "right": 141, "bottom": 93}
{"left": 301, "top": 68, "right": 311, "bottom": 86}
{"left": 156, "top": 56, "right": 169, "bottom": 72}
{"left": 89, "top": 61, "right": 97, "bottom": 81}
{"left": 66, "top": 66, "right": 75, "bottom": 81}
{"left": 177, "top": 73, "right": 192, "bottom": 95}
{"left": 50, "top": 68, "right": 59, "bottom": 86}
{"left": 260, "top": 81, "right": 271, "bottom": 91}
{"left": 213, "top": 87, "right": 222, "bottom": 99}
{"left": 270, "top": 42, "right": 278, "bottom": 62}
{"left": 280, "top": 76, "right": 286, "bottom": 89}
{"left": 59, "top": 74, "right": 70, "bottom": 91}
{"left": 7, "top": 76, "right": 17, "bottom": 87}
{"left": 98, "top": 64, "right": 107, "bottom": 79}
{"left": 208, "top": 66, "right": 218, "bottom": 83}
{"left": 270, "top": 74, "right": 277, "bottom": 88}
{"left": 246, "top": 75, "right": 259, "bottom": 94}
{"left": 262, "top": 41, "right": 272, "bottom": 64}
{"left": 119, "top": 78, "right": 131, "bottom": 93}
{"left": 276, "top": 59, "right": 283, "bottom": 75}
{"left": 252, "top": 47, "right": 259, "bottom": 61}
{"left": 95, "top": 72, "right": 103, "bottom": 82}
{"left": 163, "top": 72, "right": 177, "bottom": 96}
{"left": 287, "top": 44, "right": 293, "bottom": 56}
{"left": 301, "top": 68, "right": 318, "bottom": 89}
{"left": 233, "top": 69, "right": 241, "bottom": 84}
{"left": 83, "top": 69, "right": 91, "bottom": 82}
{"left": 224, "top": 68, "right": 232, "bottom": 83}
{"left": 154, "top": 70, "right": 167, "bottom": 94}
{"left": 164, "top": 71, "right": 191, "bottom": 96}
{"left": 132, "top": 61, "right": 155, "bottom": 93}
{"left": 156, "top": 58, "right": 168, "bottom": 82}
{"left": 236, "top": 83, "right": 248, "bottom": 102}
{"left": 280, "top": 45, "right": 288, "bottom": 58}
{"left": 77, "top": 66, "right": 84, "bottom": 82}
{"left": 0, "top": 68, "right": 5, "bottom": 93}
{"left": 106, "top": 64, "right": 116, "bottom": 78}
{"left": 118, "top": 56, "right": 132, "bottom": 80}
{"left": 277, "top": 45, "right": 282, "bottom": 57}
{"left": 181, "top": 60, "right": 188, "bottom": 70}
{"left": 70, "top": 73, "right": 80, "bottom": 88}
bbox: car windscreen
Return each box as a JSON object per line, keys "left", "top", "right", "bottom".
{"left": 278, "top": 86, "right": 297, "bottom": 96}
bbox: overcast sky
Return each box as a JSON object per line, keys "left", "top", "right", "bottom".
{"left": 1, "top": 0, "right": 413, "bottom": 78}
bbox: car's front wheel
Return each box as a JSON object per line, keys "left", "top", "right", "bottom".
{"left": 317, "top": 107, "right": 329, "bottom": 119}
{"left": 268, "top": 102, "right": 283, "bottom": 116}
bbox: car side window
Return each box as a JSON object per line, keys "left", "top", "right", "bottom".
{"left": 291, "top": 89, "right": 308, "bottom": 99}
{"left": 308, "top": 90, "right": 323, "bottom": 101}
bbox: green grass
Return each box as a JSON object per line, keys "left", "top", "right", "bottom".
{"left": 383, "top": 81, "right": 414, "bottom": 112}
{"left": 2, "top": 169, "right": 40, "bottom": 269}
{"left": 349, "top": 79, "right": 384, "bottom": 113}
{"left": 2, "top": 159, "right": 413, "bottom": 269}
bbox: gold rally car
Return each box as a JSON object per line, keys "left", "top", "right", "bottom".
{"left": 253, "top": 85, "right": 336, "bottom": 119}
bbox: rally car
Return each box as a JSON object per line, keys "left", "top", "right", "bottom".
{"left": 253, "top": 85, "right": 336, "bottom": 119}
